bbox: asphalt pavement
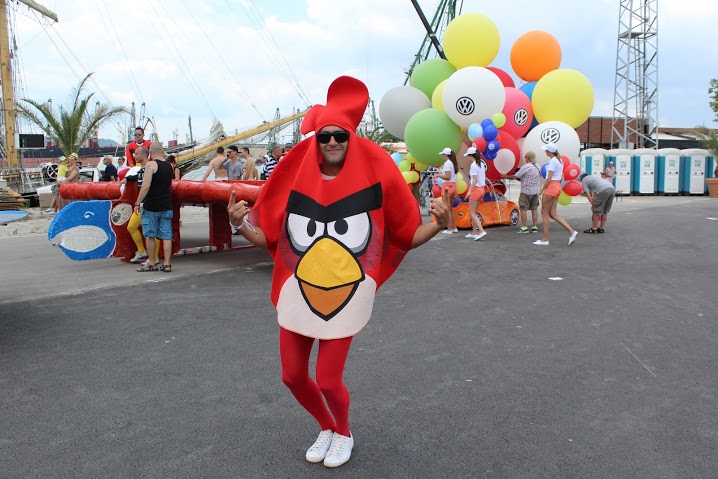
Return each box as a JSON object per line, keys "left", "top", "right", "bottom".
{"left": 1, "top": 196, "right": 717, "bottom": 478}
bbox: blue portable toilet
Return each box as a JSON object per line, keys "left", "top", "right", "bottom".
{"left": 607, "top": 149, "right": 633, "bottom": 195}
{"left": 630, "top": 148, "right": 657, "bottom": 195}
{"left": 580, "top": 148, "right": 608, "bottom": 177}
{"left": 706, "top": 154, "right": 715, "bottom": 179}
{"left": 680, "top": 148, "right": 709, "bottom": 195}
{"left": 656, "top": 148, "right": 681, "bottom": 195}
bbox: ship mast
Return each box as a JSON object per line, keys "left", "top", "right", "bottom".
{"left": 0, "top": 0, "right": 57, "bottom": 168}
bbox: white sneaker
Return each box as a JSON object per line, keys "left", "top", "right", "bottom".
{"left": 130, "top": 251, "right": 148, "bottom": 263}
{"left": 441, "top": 230, "right": 454, "bottom": 235}
{"left": 533, "top": 240, "right": 549, "bottom": 246}
{"left": 568, "top": 231, "right": 578, "bottom": 246}
{"left": 473, "top": 231, "right": 487, "bottom": 241}
{"left": 305, "top": 429, "right": 334, "bottom": 463}
{"left": 451, "top": 228, "right": 458, "bottom": 233}
{"left": 43, "top": 208, "right": 54, "bottom": 213}
{"left": 465, "top": 233, "right": 475, "bottom": 238}
{"left": 323, "top": 432, "right": 354, "bottom": 468}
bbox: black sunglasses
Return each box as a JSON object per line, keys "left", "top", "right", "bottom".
{"left": 316, "top": 131, "right": 349, "bottom": 144}
{"left": 134, "top": 133, "right": 142, "bottom": 136}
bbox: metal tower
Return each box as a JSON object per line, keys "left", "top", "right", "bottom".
{"left": 404, "top": 0, "right": 463, "bottom": 84}
{"left": 611, "top": 0, "right": 658, "bottom": 149}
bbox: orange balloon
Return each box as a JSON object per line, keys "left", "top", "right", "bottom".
{"left": 510, "top": 31, "right": 562, "bottom": 82}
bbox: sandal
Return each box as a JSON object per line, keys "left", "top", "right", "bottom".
{"left": 597, "top": 228, "right": 605, "bottom": 233}
{"left": 583, "top": 228, "right": 599, "bottom": 234}
{"left": 159, "top": 264, "right": 172, "bottom": 273}
{"left": 137, "top": 262, "right": 158, "bottom": 272}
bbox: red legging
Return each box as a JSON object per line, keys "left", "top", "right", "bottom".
{"left": 279, "top": 327, "right": 353, "bottom": 437}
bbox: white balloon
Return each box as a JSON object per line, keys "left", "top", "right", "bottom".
{"left": 494, "top": 149, "right": 516, "bottom": 175}
{"left": 379, "top": 86, "right": 431, "bottom": 139}
{"left": 522, "top": 121, "right": 580, "bottom": 166}
{"left": 442, "top": 67, "right": 506, "bottom": 128}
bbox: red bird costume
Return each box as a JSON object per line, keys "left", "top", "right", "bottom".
{"left": 249, "top": 76, "right": 421, "bottom": 466}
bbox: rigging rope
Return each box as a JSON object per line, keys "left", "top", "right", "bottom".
{"left": 144, "top": 0, "right": 218, "bottom": 119}
{"left": 176, "top": 0, "right": 265, "bottom": 121}
{"left": 97, "top": 0, "right": 144, "bottom": 105}
{"left": 224, "top": 0, "right": 311, "bottom": 107}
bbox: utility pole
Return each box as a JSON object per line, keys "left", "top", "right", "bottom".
{"left": 0, "top": 0, "right": 57, "bottom": 168}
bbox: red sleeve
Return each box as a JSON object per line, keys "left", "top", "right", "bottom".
{"left": 125, "top": 143, "right": 134, "bottom": 167}
{"left": 382, "top": 165, "right": 421, "bottom": 252}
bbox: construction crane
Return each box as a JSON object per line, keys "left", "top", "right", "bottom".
{"left": 404, "top": 0, "right": 463, "bottom": 84}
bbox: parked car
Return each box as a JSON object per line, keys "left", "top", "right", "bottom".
{"left": 453, "top": 191, "right": 520, "bottom": 229}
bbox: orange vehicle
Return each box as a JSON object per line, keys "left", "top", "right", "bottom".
{"left": 453, "top": 191, "right": 520, "bottom": 229}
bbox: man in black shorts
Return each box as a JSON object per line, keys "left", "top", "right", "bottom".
{"left": 579, "top": 173, "right": 616, "bottom": 233}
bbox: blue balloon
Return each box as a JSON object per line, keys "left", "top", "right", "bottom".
{"left": 519, "top": 81, "right": 538, "bottom": 100}
{"left": 480, "top": 118, "right": 494, "bottom": 129}
{"left": 540, "top": 163, "right": 549, "bottom": 179}
{"left": 483, "top": 125, "right": 499, "bottom": 141}
{"left": 486, "top": 140, "right": 500, "bottom": 152}
{"left": 391, "top": 152, "right": 403, "bottom": 166}
{"left": 437, "top": 177, "right": 444, "bottom": 187}
{"left": 483, "top": 150, "right": 498, "bottom": 160}
{"left": 452, "top": 198, "right": 460, "bottom": 207}
{"left": 467, "top": 123, "right": 483, "bottom": 140}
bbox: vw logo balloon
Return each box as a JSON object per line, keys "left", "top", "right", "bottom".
{"left": 442, "top": 67, "right": 505, "bottom": 128}
{"left": 522, "top": 121, "right": 580, "bottom": 165}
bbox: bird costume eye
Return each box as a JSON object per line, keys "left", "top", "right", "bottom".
{"left": 287, "top": 213, "right": 325, "bottom": 252}
{"left": 327, "top": 213, "right": 370, "bottom": 254}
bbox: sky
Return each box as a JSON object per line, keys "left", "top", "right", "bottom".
{"left": 11, "top": 0, "right": 718, "bottom": 146}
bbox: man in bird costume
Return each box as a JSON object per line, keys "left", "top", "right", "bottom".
{"left": 228, "top": 76, "right": 451, "bottom": 468}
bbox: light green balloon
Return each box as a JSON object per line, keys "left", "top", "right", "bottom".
{"left": 404, "top": 108, "right": 462, "bottom": 166}
{"left": 558, "top": 191, "right": 572, "bottom": 206}
{"left": 409, "top": 59, "right": 457, "bottom": 99}
{"left": 491, "top": 112, "right": 506, "bottom": 128}
{"left": 397, "top": 160, "right": 412, "bottom": 172}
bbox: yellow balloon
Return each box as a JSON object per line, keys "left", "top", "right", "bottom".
{"left": 398, "top": 160, "right": 412, "bottom": 172}
{"left": 532, "top": 69, "right": 595, "bottom": 128}
{"left": 414, "top": 161, "right": 428, "bottom": 171}
{"left": 558, "top": 190, "right": 572, "bottom": 206}
{"left": 408, "top": 171, "right": 420, "bottom": 183}
{"left": 491, "top": 112, "right": 506, "bottom": 128}
{"left": 431, "top": 79, "right": 448, "bottom": 111}
{"left": 456, "top": 172, "right": 465, "bottom": 183}
{"left": 406, "top": 153, "right": 417, "bottom": 164}
{"left": 442, "top": 13, "right": 500, "bottom": 68}
{"left": 401, "top": 171, "right": 414, "bottom": 184}
{"left": 457, "top": 181, "right": 467, "bottom": 194}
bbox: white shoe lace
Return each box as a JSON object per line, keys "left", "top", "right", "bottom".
{"left": 327, "top": 434, "right": 348, "bottom": 457}
{"left": 309, "top": 430, "right": 333, "bottom": 453}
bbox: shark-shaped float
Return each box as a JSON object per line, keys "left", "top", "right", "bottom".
{"left": 49, "top": 180, "right": 263, "bottom": 262}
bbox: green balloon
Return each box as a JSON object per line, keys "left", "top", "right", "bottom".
{"left": 409, "top": 59, "right": 457, "bottom": 99}
{"left": 404, "top": 108, "right": 462, "bottom": 166}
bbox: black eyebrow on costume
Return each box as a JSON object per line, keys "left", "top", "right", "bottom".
{"left": 286, "top": 183, "right": 383, "bottom": 222}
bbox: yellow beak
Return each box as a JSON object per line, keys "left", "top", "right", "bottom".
{"left": 296, "top": 237, "right": 363, "bottom": 318}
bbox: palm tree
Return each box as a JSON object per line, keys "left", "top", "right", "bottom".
{"left": 17, "top": 73, "right": 127, "bottom": 156}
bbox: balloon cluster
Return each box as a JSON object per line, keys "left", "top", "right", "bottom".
{"left": 379, "top": 12, "right": 595, "bottom": 188}
{"left": 393, "top": 152, "right": 424, "bottom": 188}
{"left": 539, "top": 156, "right": 583, "bottom": 205}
